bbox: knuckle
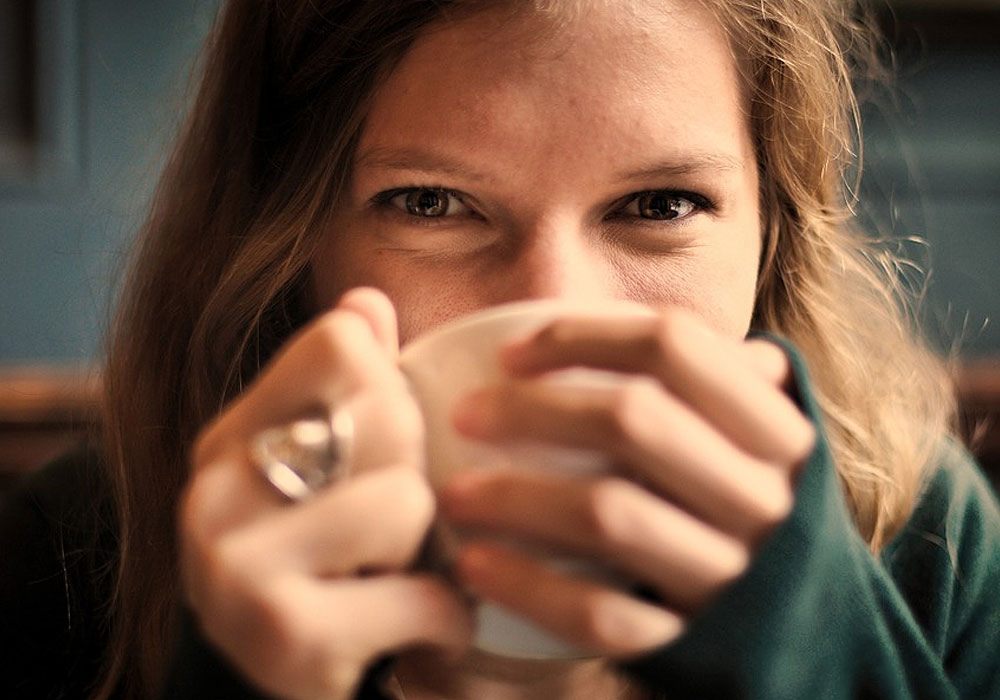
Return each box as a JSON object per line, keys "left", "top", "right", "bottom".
{"left": 299, "top": 313, "right": 346, "bottom": 361}
{"left": 178, "top": 477, "right": 206, "bottom": 541}
{"left": 751, "top": 471, "right": 795, "bottom": 530}
{"left": 605, "top": 378, "right": 659, "bottom": 443}
{"left": 286, "top": 604, "right": 367, "bottom": 698}
{"left": 651, "top": 309, "right": 696, "bottom": 360}
{"left": 257, "top": 583, "right": 356, "bottom": 681}
{"left": 577, "top": 590, "right": 617, "bottom": 647}
{"left": 190, "top": 540, "right": 280, "bottom": 643}
{"left": 311, "top": 308, "right": 367, "bottom": 344}
{"left": 390, "top": 393, "right": 427, "bottom": 456}
{"left": 203, "top": 531, "right": 257, "bottom": 600}
{"left": 583, "top": 478, "right": 634, "bottom": 545}
{"left": 246, "top": 589, "right": 327, "bottom": 688}
{"left": 191, "top": 419, "right": 238, "bottom": 472}
{"left": 716, "top": 541, "right": 752, "bottom": 584}
{"left": 348, "top": 380, "right": 427, "bottom": 473}
{"left": 250, "top": 585, "right": 304, "bottom": 655}
{"left": 792, "top": 418, "right": 817, "bottom": 461}
{"left": 190, "top": 429, "right": 218, "bottom": 469}
{"left": 248, "top": 597, "right": 362, "bottom": 700}
{"left": 535, "top": 317, "right": 578, "bottom": 348}
{"left": 743, "top": 339, "right": 788, "bottom": 378}
{"left": 178, "top": 466, "right": 227, "bottom": 544}
{"left": 388, "top": 469, "right": 437, "bottom": 529}
{"left": 183, "top": 519, "right": 368, "bottom": 699}
{"left": 298, "top": 310, "right": 373, "bottom": 374}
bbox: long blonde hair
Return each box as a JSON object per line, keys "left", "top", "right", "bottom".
{"left": 99, "top": 1, "right": 953, "bottom": 696}
{"left": 713, "top": 0, "right": 954, "bottom": 549}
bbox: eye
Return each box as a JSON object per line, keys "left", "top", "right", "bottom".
{"left": 616, "top": 191, "right": 704, "bottom": 221}
{"left": 378, "top": 187, "right": 470, "bottom": 218}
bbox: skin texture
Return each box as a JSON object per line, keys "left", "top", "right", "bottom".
{"left": 181, "top": 2, "right": 816, "bottom": 699}
{"left": 312, "top": 1, "right": 761, "bottom": 342}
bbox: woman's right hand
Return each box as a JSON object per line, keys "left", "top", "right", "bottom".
{"left": 179, "top": 288, "right": 473, "bottom": 700}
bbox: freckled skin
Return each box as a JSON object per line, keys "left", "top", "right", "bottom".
{"left": 312, "top": 0, "right": 761, "bottom": 344}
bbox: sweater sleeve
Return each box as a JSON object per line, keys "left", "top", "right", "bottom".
{"left": 0, "top": 448, "right": 117, "bottom": 700}
{"left": 159, "top": 612, "right": 396, "bottom": 700}
{"left": 621, "top": 346, "right": 1000, "bottom": 700}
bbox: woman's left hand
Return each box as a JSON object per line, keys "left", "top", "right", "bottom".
{"left": 438, "top": 307, "right": 816, "bottom": 657}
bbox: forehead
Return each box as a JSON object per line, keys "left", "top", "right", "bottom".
{"left": 359, "top": 0, "right": 752, "bottom": 182}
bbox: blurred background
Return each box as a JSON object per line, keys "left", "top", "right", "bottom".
{"left": 0, "top": 0, "right": 998, "bottom": 485}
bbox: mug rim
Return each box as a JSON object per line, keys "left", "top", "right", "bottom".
{"left": 399, "top": 298, "right": 654, "bottom": 360}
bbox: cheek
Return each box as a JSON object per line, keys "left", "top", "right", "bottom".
{"left": 709, "top": 192, "right": 763, "bottom": 337}
{"left": 709, "top": 235, "right": 762, "bottom": 338}
{"left": 640, "top": 230, "right": 760, "bottom": 339}
{"left": 311, "top": 231, "right": 485, "bottom": 343}
{"left": 392, "top": 288, "right": 485, "bottom": 344}
{"left": 628, "top": 261, "right": 757, "bottom": 339}
{"left": 310, "top": 238, "right": 354, "bottom": 312}
{"left": 704, "top": 259, "right": 759, "bottom": 338}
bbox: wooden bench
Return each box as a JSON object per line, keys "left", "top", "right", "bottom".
{"left": 0, "top": 368, "right": 101, "bottom": 494}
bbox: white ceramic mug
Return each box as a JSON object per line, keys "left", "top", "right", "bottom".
{"left": 399, "top": 299, "right": 655, "bottom": 659}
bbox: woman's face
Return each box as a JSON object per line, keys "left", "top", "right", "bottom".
{"left": 313, "top": 0, "right": 761, "bottom": 344}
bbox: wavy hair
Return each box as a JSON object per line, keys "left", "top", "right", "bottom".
{"left": 98, "top": 0, "right": 953, "bottom": 696}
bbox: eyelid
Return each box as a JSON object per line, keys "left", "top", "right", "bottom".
{"left": 368, "top": 185, "right": 715, "bottom": 224}
{"left": 608, "top": 189, "right": 714, "bottom": 220}
{"left": 371, "top": 186, "right": 476, "bottom": 219}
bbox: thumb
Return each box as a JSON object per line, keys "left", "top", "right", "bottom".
{"left": 335, "top": 287, "right": 401, "bottom": 358}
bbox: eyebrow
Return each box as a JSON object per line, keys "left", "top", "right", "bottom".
{"left": 355, "top": 147, "right": 496, "bottom": 183}
{"left": 356, "top": 146, "right": 746, "bottom": 183}
{"left": 616, "top": 153, "right": 746, "bottom": 181}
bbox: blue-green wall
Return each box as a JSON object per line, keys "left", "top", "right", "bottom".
{"left": 860, "top": 46, "right": 1000, "bottom": 356}
{"left": 0, "top": 0, "right": 218, "bottom": 364}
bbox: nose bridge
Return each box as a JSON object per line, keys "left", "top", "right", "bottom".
{"left": 506, "top": 217, "right": 613, "bottom": 303}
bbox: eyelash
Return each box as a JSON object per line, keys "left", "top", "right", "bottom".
{"left": 370, "top": 186, "right": 714, "bottom": 223}
{"left": 607, "top": 190, "right": 714, "bottom": 223}
{"left": 371, "top": 187, "right": 472, "bottom": 221}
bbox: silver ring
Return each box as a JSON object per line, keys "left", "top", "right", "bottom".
{"left": 251, "top": 408, "right": 354, "bottom": 501}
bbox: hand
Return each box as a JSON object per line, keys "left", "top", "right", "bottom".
{"left": 439, "top": 307, "right": 815, "bottom": 657}
{"left": 179, "top": 288, "right": 473, "bottom": 700}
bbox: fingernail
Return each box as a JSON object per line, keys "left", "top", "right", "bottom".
{"left": 600, "top": 602, "right": 685, "bottom": 651}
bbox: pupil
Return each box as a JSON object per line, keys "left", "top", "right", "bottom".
{"left": 640, "top": 194, "right": 679, "bottom": 220}
{"left": 408, "top": 190, "right": 447, "bottom": 216}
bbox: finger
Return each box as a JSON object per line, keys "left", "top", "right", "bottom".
{"left": 743, "top": 338, "right": 793, "bottom": 389}
{"left": 335, "top": 287, "right": 401, "bottom": 359}
{"left": 455, "top": 543, "right": 683, "bottom": 657}
{"left": 194, "top": 313, "right": 422, "bottom": 481}
{"left": 181, "top": 447, "right": 281, "bottom": 546}
{"left": 454, "top": 378, "right": 794, "bottom": 541}
{"left": 193, "top": 307, "right": 401, "bottom": 467}
{"left": 324, "top": 574, "right": 473, "bottom": 659}
{"left": 440, "top": 470, "right": 749, "bottom": 611}
{"left": 227, "top": 466, "right": 436, "bottom": 577}
{"left": 340, "top": 387, "right": 425, "bottom": 476}
{"left": 213, "top": 573, "right": 472, "bottom": 700}
{"left": 500, "top": 309, "right": 814, "bottom": 466}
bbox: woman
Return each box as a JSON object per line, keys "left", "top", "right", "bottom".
{"left": 2, "top": 0, "right": 997, "bottom": 698}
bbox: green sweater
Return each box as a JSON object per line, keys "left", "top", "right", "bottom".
{"left": 3, "top": 351, "right": 999, "bottom": 699}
